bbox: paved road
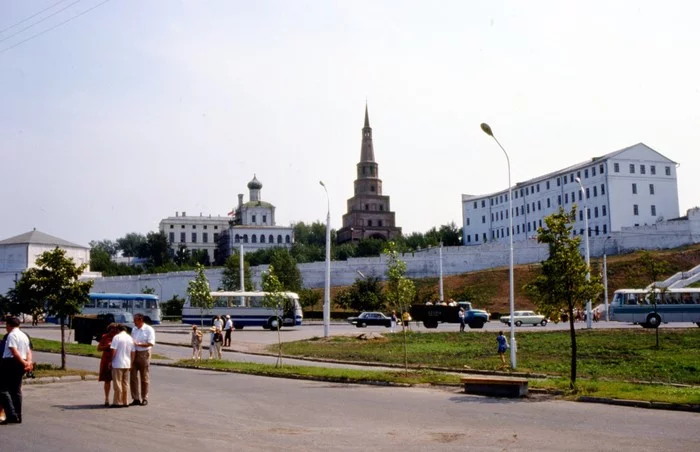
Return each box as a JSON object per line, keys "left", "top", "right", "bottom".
{"left": 5, "top": 356, "right": 698, "bottom": 451}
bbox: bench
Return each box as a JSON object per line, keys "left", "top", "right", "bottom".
{"left": 460, "top": 375, "right": 528, "bottom": 398}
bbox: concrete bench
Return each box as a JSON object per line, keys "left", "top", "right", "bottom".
{"left": 460, "top": 375, "right": 528, "bottom": 398}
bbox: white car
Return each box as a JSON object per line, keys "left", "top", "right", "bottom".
{"left": 500, "top": 311, "right": 548, "bottom": 327}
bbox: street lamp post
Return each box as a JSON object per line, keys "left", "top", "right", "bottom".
{"left": 480, "top": 123, "right": 516, "bottom": 369}
{"left": 603, "top": 235, "right": 613, "bottom": 321}
{"left": 319, "top": 181, "right": 331, "bottom": 338}
{"left": 438, "top": 242, "right": 444, "bottom": 302}
{"left": 575, "top": 177, "right": 592, "bottom": 329}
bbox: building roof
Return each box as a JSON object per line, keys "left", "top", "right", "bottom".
{"left": 241, "top": 200, "right": 274, "bottom": 209}
{"left": 0, "top": 229, "right": 87, "bottom": 248}
{"left": 462, "top": 142, "right": 677, "bottom": 202}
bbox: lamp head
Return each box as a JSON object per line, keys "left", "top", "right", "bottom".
{"left": 480, "top": 123, "right": 494, "bottom": 137}
{"left": 575, "top": 177, "right": 581, "bottom": 184}
{"left": 319, "top": 180, "right": 326, "bottom": 188}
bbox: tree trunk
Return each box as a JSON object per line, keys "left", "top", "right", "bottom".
{"left": 567, "top": 304, "right": 577, "bottom": 389}
{"left": 60, "top": 319, "right": 66, "bottom": 370}
{"left": 276, "top": 321, "right": 282, "bottom": 368}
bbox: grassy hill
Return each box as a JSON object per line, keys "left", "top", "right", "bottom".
{"left": 319, "top": 243, "right": 700, "bottom": 315}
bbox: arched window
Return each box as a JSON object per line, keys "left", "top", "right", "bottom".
{"left": 234, "top": 234, "right": 240, "bottom": 243}
{"left": 269, "top": 234, "right": 274, "bottom": 243}
{"left": 260, "top": 234, "right": 265, "bottom": 243}
{"left": 285, "top": 235, "right": 291, "bottom": 244}
{"left": 243, "top": 234, "right": 248, "bottom": 243}
{"left": 252, "top": 235, "right": 257, "bottom": 243}
{"left": 367, "top": 220, "right": 373, "bottom": 227}
{"left": 277, "top": 235, "right": 282, "bottom": 244}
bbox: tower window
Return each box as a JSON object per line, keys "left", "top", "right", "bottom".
{"left": 371, "top": 186, "right": 375, "bottom": 192}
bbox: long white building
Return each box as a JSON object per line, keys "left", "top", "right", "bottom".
{"left": 462, "top": 143, "right": 680, "bottom": 244}
{"left": 159, "top": 175, "right": 293, "bottom": 264}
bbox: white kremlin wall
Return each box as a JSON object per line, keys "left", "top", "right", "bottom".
{"left": 91, "top": 208, "right": 700, "bottom": 301}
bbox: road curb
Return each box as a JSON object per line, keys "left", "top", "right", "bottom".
{"left": 577, "top": 396, "right": 700, "bottom": 413}
{"left": 25, "top": 374, "right": 97, "bottom": 385}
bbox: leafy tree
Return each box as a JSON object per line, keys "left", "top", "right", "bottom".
{"left": 298, "top": 288, "right": 321, "bottom": 310}
{"left": 89, "top": 239, "right": 119, "bottom": 257}
{"left": 221, "top": 251, "right": 254, "bottom": 291}
{"left": 187, "top": 263, "right": 213, "bottom": 327}
{"left": 12, "top": 271, "right": 46, "bottom": 325}
{"left": 524, "top": 207, "right": 602, "bottom": 388}
{"left": 141, "top": 286, "right": 156, "bottom": 294}
{"left": 173, "top": 245, "right": 190, "bottom": 266}
{"left": 334, "top": 276, "right": 385, "bottom": 312}
{"left": 117, "top": 233, "right": 146, "bottom": 258}
{"left": 262, "top": 264, "right": 286, "bottom": 367}
{"left": 334, "top": 242, "right": 356, "bottom": 261}
{"left": 89, "top": 247, "right": 113, "bottom": 273}
{"left": 269, "top": 248, "right": 303, "bottom": 292}
{"left": 161, "top": 295, "right": 185, "bottom": 317}
{"left": 383, "top": 241, "right": 417, "bottom": 374}
{"left": 140, "top": 231, "right": 172, "bottom": 268}
{"left": 438, "top": 222, "right": 462, "bottom": 246}
{"left": 639, "top": 250, "right": 670, "bottom": 348}
{"left": 356, "top": 238, "right": 386, "bottom": 257}
{"left": 16, "top": 248, "right": 93, "bottom": 369}
{"left": 191, "top": 249, "right": 211, "bottom": 266}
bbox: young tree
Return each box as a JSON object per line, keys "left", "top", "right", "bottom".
{"left": 334, "top": 276, "right": 385, "bottom": 312}
{"left": 383, "top": 242, "right": 416, "bottom": 374}
{"left": 187, "top": 263, "right": 213, "bottom": 327}
{"left": 524, "top": 207, "right": 602, "bottom": 388}
{"left": 262, "top": 265, "right": 286, "bottom": 367}
{"left": 12, "top": 271, "right": 46, "bottom": 325}
{"left": 17, "top": 248, "right": 93, "bottom": 369}
{"left": 221, "top": 251, "right": 254, "bottom": 291}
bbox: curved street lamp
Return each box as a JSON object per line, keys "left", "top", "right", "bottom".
{"left": 480, "top": 123, "right": 516, "bottom": 369}
{"left": 319, "top": 181, "right": 331, "bottom": 338}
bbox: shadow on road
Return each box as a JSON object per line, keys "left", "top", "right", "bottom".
{"left": 448, "top": 395, "right": 527, "bottom": 405}
{"left": 52, "top": 404, "right": 109, "bottom": 411}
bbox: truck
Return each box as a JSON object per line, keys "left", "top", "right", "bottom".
{"left": 71, "top": 312, "right": 134, "bottom": 345}
{"left": 410, "top": 301, "right": 490, "bottom": 329}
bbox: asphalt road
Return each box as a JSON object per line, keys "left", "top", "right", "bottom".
{"left": 4, "top": 355, "right": 698, "bottom": 451}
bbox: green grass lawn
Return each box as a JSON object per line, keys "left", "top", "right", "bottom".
{"left": 31, "top": 338, "right": 169, "bottom": 360}
{"left": 31, "top": 363, "right": 96, "bottom": 379}
{"left": 278, "top": 328, "right": 700, "bottom": 385}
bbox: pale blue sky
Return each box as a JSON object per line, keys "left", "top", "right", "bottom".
{"left": 2, "top": 0, "right": 699, "bottom": 246}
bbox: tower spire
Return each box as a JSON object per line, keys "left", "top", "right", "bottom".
{"left": 360, "top": 103, "right": 375, "bottom": 162}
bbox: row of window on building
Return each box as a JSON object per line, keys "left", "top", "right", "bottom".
{"left": 169, "top": 232, "right": 220, "bottom": 244}
{"left": 233, "top": 234, "right": 291, "bottom": 244}
{"left": 472, "top": 163, "right": 671, "bottom": 210}
{"left": 169, "top": 224, "right": 220, "bottom": 230}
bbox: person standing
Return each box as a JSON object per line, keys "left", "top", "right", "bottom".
{"left": 97, "top": 323, "right": 118, "bottom": 406}
{"left": 213, "top": 315, "right": 223, "bottom": 331}
{"left": 110, "top": 324, "right": 134, "bottom": 408}
{"left": 458, "top": 308, "right": 466, "bottom": 332}
{"left": 390, "top": 311, "right": 397, "bottom": 333}
{"left": 210, "top": 327, "right": 223, "bottom": 359}
{"left": 497, "top": 331, "right": 509, "bottom": 369}
{"left": 223, "top": 315, "right": 233, "bottom": 347}
{"left": 190, "top": 325, "right": 203, "bottom": 360}
{"left": 0, "top": 316, "right": 32, "bottom": 424}
{"left": 130, "top": 313, "right": 156, "bottom": 406}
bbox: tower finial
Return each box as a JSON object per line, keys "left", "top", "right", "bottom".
{"left": 364, "top": 101, "right": 370, "bottom": 128}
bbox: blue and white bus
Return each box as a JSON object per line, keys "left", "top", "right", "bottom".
{"left": 48, "top": 293, "right": 162, "bottom": 325}
{"left": 610, "top": 288, "right": 700, "bottom": 328}
{"left": 182, "top": 291, "right": 303, "bottom": 329}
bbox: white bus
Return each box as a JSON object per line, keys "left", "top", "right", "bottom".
{"left": 609, "top": 288, "right": 700, "bottom": 328}
{"left": 182, "top": 291, "right": 303, "bottom": 329}
{"left": 46, "top": 293, "right": 162, "bottom": 325}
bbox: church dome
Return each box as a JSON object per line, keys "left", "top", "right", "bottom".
{"left": 247, "top": 174, "right": 263, "bottom": 190}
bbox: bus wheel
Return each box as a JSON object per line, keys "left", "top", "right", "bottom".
{"left": 469, "top": 320, "right": 485, "bottom": 329}
{"left": 423, "top": 320, "right": 438, "bottom": 329}
{"left": 645, "top": 314, "right": 661, "bottom": 328}
{"left": 234, "top": 324, "right": 244, "bottom": 330}
{"left": 268, "top": 317, "right": 282, "bottom": 330}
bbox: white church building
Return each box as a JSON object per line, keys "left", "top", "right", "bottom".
{"left": 159, "top": 175, "right": 293, "bottom": 263}
{"left": 462, "top": 143, "right": 680, "bottom": 244}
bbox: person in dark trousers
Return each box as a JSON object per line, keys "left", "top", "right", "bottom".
{"left": 0, "top": 316, "right": 33, "bottom": 424}
{"left": 223, "top": 315, "right": 233, "bottom": 347}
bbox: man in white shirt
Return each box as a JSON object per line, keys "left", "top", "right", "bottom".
{"left": 110, "top": 324, "right": 135, "bottom": 407}
{"left": 0, "top": 316, "right": 33, "bottom": 424}
{"left": 130, "top": 313, "right": 156, "bottom": 406}
{"left": 223, "top": 315, "right": 233, "bottom": 347}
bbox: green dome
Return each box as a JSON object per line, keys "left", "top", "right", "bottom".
{"left": 247, "top": 175, "right": 263, "bottom": 190}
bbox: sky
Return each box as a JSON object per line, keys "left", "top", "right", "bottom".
{"left": 1, "top": 0, "right": 699, "bottom": 247}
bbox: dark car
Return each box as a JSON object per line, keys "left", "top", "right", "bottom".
{"left": 346, "top": 312, "right": 392, "bottom": 328}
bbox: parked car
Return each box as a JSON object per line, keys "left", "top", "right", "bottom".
{"left": 500, "top": 311, "right": 548, "bottom": 327}
{"left": 346, "top": 312, "right": 392, "bottom": 328}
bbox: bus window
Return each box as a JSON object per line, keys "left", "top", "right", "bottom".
{"left": 133, "top": 300, "right": 144, "bottom": 309}
{"left": 146, "top": 300, "right": 157, "bottom": 309}
{"left": 625, "top": 294, "right": 638, "bottom": 305}
{"left": 692, "top": 293, "right": 700, "bottom": 304}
